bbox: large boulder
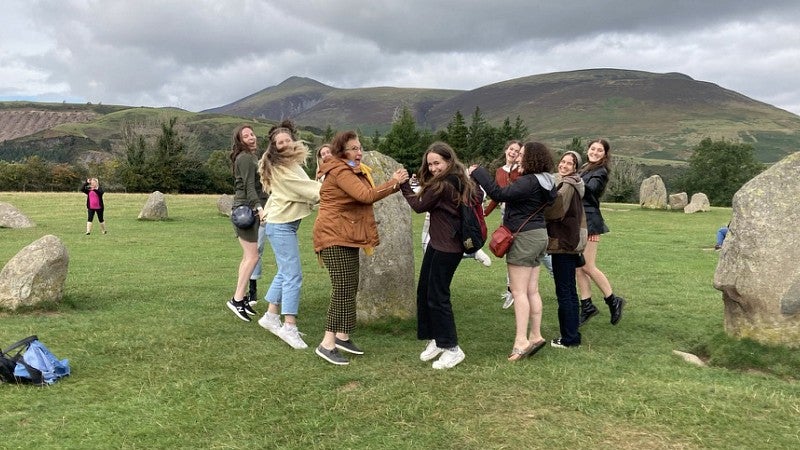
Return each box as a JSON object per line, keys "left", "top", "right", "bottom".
{"left": 639, "top": 175, "right": 667, "bottom": 209}
{"left": 138, "top": 191, "right": 169, "bottom": 220}
{"left": 668, "top": 192, "right": 688, "bottom": 210}
{"left": 0, "top": 235, "right": 69, "bottom": 311}
{"left": 713, "top": 152, "right": 800, "bottom": 347}
{"left": 355, "top": 151, "right": 415, "bottom": 321}
{"left": 0, "top": 202, "right": 36, "bottom": 228}
{"left": 684, "top": 193, "right": 710, "bottom": 214}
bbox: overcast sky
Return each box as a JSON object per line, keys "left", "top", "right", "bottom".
{"left": 2, "top": 0, "right": 799, "bottom": 115}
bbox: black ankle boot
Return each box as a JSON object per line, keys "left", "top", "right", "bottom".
{"left": 248, "top": 279, "right": 257, "bottom": 303}
{"left": 605, "top": 295, "right": 626, "bottom": 325}
{"left": 579, "top": 299, "right": 599, "bottom": 327}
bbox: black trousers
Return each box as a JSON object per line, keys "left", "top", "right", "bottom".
{"left": 552, "top": 253, "right": 581, "bottom": 346}
{"left": 417, "top": 246, "right": 462, "bottom": 349}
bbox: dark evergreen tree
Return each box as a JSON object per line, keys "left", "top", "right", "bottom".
{"left": 323, "top": 125, "right": 335, "bottom": 143}
{"left": 379, "top": 106, "right": 423, "bottom": 172}
{"left": 445, "top": 110, "right": 469, "bottom": 154}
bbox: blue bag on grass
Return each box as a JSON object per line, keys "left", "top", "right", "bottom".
{"left": 1, "top": 335, "right": 70, "bottom": 385}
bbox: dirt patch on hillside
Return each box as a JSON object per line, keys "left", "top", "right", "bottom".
{"left": 0, "top": 109, "right": 98, "bottom": 142}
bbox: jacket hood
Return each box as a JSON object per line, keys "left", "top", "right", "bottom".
{"left": 558, "top": 173, "right": 585, "bottom": 198}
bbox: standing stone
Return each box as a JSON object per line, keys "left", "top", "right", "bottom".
{"left": 0, "top": 235, "right": 69, "bottom": 311}
{"left": 138, "top": 191, "right": 169, "bottom": 220}
{"left": 355, "top": 151, "right": 415, "bottom": 321}
{"left": 639, "top": 175, "right": 667, "bottom": 209}
{"left": 218, "top": 194, "right": 233, "bottom": 216}
{"left": 668, "top": 192, "right": 688, "bottom": 210}
{"left": 684, "top": 193, "right": 710, "bottom": 213}
{"left": 713, "top": 152, "right": 800, "bottom": 347}
{"left": 0, "top": 202, "right": 36, "bottom": 228}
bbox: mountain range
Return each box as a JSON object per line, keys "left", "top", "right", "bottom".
{"left": 2, "top": 68, "right": 799, "bottom": 164}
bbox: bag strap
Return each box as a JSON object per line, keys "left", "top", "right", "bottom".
{"left": 1, "top": 335, "right": 38, "bottom": 356}
{"left": 511, "top": 203, "right": 548, "bottom": 236}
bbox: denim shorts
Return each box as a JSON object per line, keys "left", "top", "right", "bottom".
{"left": 506, "top": 228, "right": 548, "bottom": 267}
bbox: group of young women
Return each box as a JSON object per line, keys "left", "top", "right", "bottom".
{"left": 228, "top": 121, "right": 624, "bottom": 368}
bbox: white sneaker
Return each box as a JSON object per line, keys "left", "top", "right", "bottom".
{"left": 258, "top": 313, "right": 282, "bottom": 334}
{"left": 276, "top": 325, "right": 308, "bottom": 349}
{"left": 432, "top": 346, "right": 465, "bottom": 369}
{"left": 474, "top": 249, "right": 492, "bottom": 267}
{"left": 419, "top": 339, "right": 444, "bottom": 361}
{"left": 501, "top": 291, "right": 514, "bottom": 309}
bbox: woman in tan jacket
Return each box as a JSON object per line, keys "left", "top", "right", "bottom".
{"left": 312, "top": 130, "right": 408, "bottom": 365}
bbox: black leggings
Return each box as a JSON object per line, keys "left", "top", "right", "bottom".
{"left": 87, "top": 209, "right": 104, "bottom": 222}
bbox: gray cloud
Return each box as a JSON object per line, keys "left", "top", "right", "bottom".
{"left": 2, "top": 0, "right": 799, "bottom": 115}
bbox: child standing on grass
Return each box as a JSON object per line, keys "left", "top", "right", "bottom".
{"left": 400, "top": 142, "right": 473, "bottom": 369}
{"left": 255, "top": 122, "right": 321, "bottom": 350}
{"left": 81, "top": 178, "right": 107, "bottom": 235}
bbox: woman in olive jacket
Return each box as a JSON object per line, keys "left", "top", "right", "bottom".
{"left": 545, "top": 151, "right": 588, "bottom": 348}
{"left": 312, "top": 130, "right": 408, "bottom": 365}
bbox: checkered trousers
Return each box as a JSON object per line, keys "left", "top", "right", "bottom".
{"left": 320, "top": 245, "right": 360, "bottom": 333}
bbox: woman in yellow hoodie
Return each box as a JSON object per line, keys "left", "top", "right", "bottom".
{"left": 256, "top": 122, "right": 321, "bottom": 350}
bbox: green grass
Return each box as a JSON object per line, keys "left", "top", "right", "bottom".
{"left": 1, "top": 193, "right": 799, "bottom": 449}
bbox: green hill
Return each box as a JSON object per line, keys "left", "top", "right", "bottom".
{"left": 2, "top": 69, "right": 799, "bottom": 165}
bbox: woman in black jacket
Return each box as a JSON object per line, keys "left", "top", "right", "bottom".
{"left": 470, "top": 142, "right": 556, "bottom": 361}
{"left": 576, "top": 139, "right": 625, "bottom": 326}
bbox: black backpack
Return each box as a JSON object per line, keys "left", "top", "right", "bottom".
{"left": 459, "top": 191, "right": 487, "bottom": 254}
{"left": 0, "top": 335, "right": 45, "bottom": 385}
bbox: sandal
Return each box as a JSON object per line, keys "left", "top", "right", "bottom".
{"left": 508, "top": 342, "right": 534, "bottom": 361}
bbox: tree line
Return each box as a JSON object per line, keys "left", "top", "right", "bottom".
{"left": 0, "top": 108, "right": 764, "bottom": 206}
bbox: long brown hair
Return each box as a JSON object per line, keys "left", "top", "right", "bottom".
{"left": 417, "top": 141, "right": 475, "bottom": 204}
{"left": 579, "top": 138, "right": 611, "bottom": 174}
{"left": 259, "top": 128, "right": 310, "bottom": 191}
{"left": 229, "top": 124, "right": 255, "bottom": 175}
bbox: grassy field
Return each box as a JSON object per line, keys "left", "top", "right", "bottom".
{"left": 1, "top": 193, "right": 798, "bottom": 449}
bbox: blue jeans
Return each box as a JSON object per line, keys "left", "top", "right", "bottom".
{"left": 250, "top": 223, "right": 267, "bottom": 280}
{"left": 265, "top": 220, "right": 303, "bottom": 316}
{"left": 716, "top": 226, "right": 728, "bottom": 246}
{"left": 551, "top": 253, "right": 581, "bottom": 346}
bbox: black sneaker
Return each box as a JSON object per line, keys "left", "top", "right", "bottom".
{"left": 335, "top": 338, "right": 364, "bottom": 355}
{"left": 550, "top": 338, "right": 580, "bottom": 349}
{"left": 242, "top": 296, "right": 257, "bottom": 316}
{"left": 315, "top": 346, "right": 349, "bottom": 365}
{"left": 226, "top": 299, "right": 252, "bottom": 322}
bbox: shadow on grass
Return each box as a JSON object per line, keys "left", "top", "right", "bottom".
{"left": 692, "top": 332, "right": 800, "bottom": 381}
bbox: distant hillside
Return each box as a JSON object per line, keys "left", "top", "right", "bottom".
{"left": 208, "top": 70, "right": 800, "bottom": 163}
{"left": 3, "top": 69, "right": 800, "bottom": 166}
{"left": 204, "top": 76, "right": 462, "bottom": 134}
{"left": 0, "top": 103, "right": 282, "bottom": 165}
{"left": 0, "top": 102, "right": 128, "bottom": 142}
